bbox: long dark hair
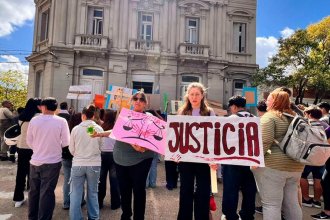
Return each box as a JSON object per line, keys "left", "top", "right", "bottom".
{"left": 18, "top": 98, "right": 42, "bottom": 122}
{"left": 102, "top": 109, "right": 117, "bottom": 131}
{"left": 69, "top": 112, "right": 82, "bottom": 132}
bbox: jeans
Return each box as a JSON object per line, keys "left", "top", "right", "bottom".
{"left": 177, "top": 162, "right": 211, "bottom": 220}
{"left": 98, "top": 152, "right": 120, "bottom": 208}
{"left": 115, "top": 158, "right": 152, "bottom": 220}
{"left": 70, "top": 166, "right": 101, "bottom": 220}
{"left": 62, "top": 159, "right": 72, "bottom": 208}
{"left": 28, "top": 162, "right": 61, "bottom": 220}
{"left": 13, "top": 148, "right": 33, "bottom": 202}
{"left": 146, "top": 153, "right": 158, "bottom": 187}
{"left": 222, "top": 165, "right": 256, "bottom": 220}
{"left": 252, "top": 167, "right": 302, "bottom": 220}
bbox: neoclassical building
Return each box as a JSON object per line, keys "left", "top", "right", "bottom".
{"left": 27, "top": 0, "right": 257, "bottom": 111}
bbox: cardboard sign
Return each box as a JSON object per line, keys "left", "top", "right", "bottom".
{"left": 94, "top": 94, "right": 105, "bottom": 109}
{"left": 105, "top": 85, "right": 136, "bottom": 110}
{"left": 242, "top": 87, "right": 258, "bottom": 107}
{"left": 171, "top": 100, "right": 184, "bottom": 114}
{"left": 111, "top": 108, "right": 167, "bottom": 155}
{"left": 146, "top": 94, "right": 161, "bottom": 110}
{"left": 165, "top": 115, "right": 265, "bottom": 167}
{"left": 66, "top": 85, "right": 92, "bottom": 100}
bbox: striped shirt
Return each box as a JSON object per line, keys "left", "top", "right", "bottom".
{"left": 261, "top": 111, "right": 304, "bottom": 172}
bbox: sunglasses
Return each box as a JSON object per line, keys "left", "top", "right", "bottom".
{"left": 132, "top": 97, "right": 146, "bottom": 102}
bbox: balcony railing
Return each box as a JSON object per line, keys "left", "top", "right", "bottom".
{"left": 178, "top": 43, "right": 210, "bottom": 58}
{"left": 74, "top": 34, "right": 109, "bottom": 50}
{"left": 129, "top": 39, "right": 161, "bottom": 54}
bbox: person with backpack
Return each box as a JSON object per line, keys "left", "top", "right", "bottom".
{"left": 311, "top": 126, "right": 330, "bottom": 220}
{"left": 300, "top": 106, "right": 327, "bottom": 209}
{"left": 252, "top": 88, "right": 305, "bottom": 220}
{"left": 318, "top": 102, "right": 330, "bottom": 125}
{"left": 221, "top": 95, "right": 257, "bottom": 220}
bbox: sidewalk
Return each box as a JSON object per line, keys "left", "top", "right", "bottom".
{"left": 0, "top": 160, "right": 321, "bottom": 220}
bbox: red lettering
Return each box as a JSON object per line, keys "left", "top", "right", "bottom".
{"left": 214, "top": 122, "right": 221, "bottom": 155}
{"left": 238, "top": 123, "right": 245, "bottom": 156}
{"left": 223, "top": 123, "right": 236, "bottom": 155}
{"left": 246, "top": 122, "right": 260, "bottom": 156}
{"left": 168, "top": 122, "right": 180, "bottom": 152}
{"left": 188, "top": 122, "right": 201, "bottom": 153}
{"left": 199, "top": 122, "right": 213, "bottom": 154}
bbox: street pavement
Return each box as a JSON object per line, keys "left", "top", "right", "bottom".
{"left": 0, "top": 159, "right": 321, "bottom": 220}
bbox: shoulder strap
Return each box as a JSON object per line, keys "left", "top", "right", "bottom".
{"left": 19, "top": 121, "right": 25, "bottom": 127}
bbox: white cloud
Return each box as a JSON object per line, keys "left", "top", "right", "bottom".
{"left": 0, "top": 55, "right": 29, "bottom": 74}
{"left": 256, "top": 36, "right": 279, "bottom": 68}
{"left": 0, "top": 0, "right": 35, "bottom": 37}
{"left": 280, "top": 27, "right": 295, "bottom": 39}
{"left": 257, "top": 27, "right": 296, "bottom": 68}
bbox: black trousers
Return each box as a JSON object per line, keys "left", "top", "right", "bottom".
{"left": 165, "top": 161, "right": 178, "bottom": 188}
{"left": 28, "top": 162, "right": 61, "bottom": 220}
{"left": 177, "top": 162, "right": 211, "bottom": 220}
{"left": 98, "top": 152, "right": 121, "bottom": 208}
{"left": 115, "top": 158, "right": 152, "bottom": 220}
{"left": 13, "top": 148, "right": 33, "bottom": 201}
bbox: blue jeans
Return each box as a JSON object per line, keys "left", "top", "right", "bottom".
{"left": 62, "top": 159, "right": 72, "bottom": 208}
{"left": 70, "top": 166, "right": 100, "bottom": 220}
{"left": 222, "top": 165, "right": 257, "bottom": 220}
{"left": 146, "top": 153, "right": 158, "bottom": 187}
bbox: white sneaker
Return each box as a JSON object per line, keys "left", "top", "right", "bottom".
{"left": 15, "top": 200, "right": 25, "bottom": 208}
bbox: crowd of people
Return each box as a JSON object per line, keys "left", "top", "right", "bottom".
{"left": 0, "top": 82, "right": 329, "bottom": 220}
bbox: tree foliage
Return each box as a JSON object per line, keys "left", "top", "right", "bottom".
{"left": 0, "top": 70, "right": 28, "bottom": 108}
{"left": 252, "top": 16, "right": 330, "bottom": 104}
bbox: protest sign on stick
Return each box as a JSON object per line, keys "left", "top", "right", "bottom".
{"left": 165, "top": 115, "right": 265, "bottom": 167}
{"left": 66, "top": 85, "right": 92, "bottom": 100}
{"left": 111, "top": 108, "right": 167, "bottom": 155}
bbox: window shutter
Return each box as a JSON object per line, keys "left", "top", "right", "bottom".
{"left": 138, "top": 12, "right": 142, "bottom": 39}
{"left": 233, "top": 23, "right": 239, "bottom": 52}
{"left": 241, "top": 23, "right": 246, "bottom": 52}
{"left": 185, "top": 18, "right": 189, "bottom": 43}
{"left": 87, "top": 7, "right": 94, "bottom": 34}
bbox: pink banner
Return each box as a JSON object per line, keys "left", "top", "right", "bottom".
{"left": 111, "top": 108, "right": 167, "bottom": 155}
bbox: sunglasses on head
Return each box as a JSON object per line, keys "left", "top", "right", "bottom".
{"left": 132, "top": 97, "right": 145, "bottom": 102}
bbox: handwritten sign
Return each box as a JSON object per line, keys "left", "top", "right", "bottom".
{"left": 165, "top": 115, "right": 265, "bottom": 167}
{"left": 66, "top": 85, "right": 92, "bottom": 100}
{"left": 105, "top": 85, "right": 136, "bottom": 110}
{"left": 111, "top": 108, "right": 167, "bottom": 155}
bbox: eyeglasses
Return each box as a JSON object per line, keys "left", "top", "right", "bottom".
{"left": 132, "top": 97, "right": 145, "bottom": 102}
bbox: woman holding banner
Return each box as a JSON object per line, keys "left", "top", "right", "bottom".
{"left": 177, "top": 82, "right": 215, "bottom": 220}
{"left": 94, "top": 91, "right": 154, "bottom": 220}
{"left": 252, "top": 88, "right": 304, "bottom": 220}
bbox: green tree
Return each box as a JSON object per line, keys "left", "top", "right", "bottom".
{"left": 307, "top": 16, "right": 330, "bottom": 104}
{"left": 0, "top": 70, "right": 28, "bottom": 108}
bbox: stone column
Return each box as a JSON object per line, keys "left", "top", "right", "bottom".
{"left": 170, "top": 1, "right": 176, "bottom": 53}
{"left": 67, "top": 0, "right": 77, "bottom": 46}
{"left": 59, "top": 0, "right": 68, "bottom": 44}
{"left": 113, "top": 0, "right": 120, "bottom": 48}
{"left": 179, "top": 8, "right": 185, "bottom": 43}
{"left": 162, "top": 0, "right": 169, "bottom": 52}
{"left": 209, "top": 4, "right": 215, "bottom": 56}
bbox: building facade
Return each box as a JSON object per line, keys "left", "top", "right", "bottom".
{"left": 27, "top": 0, "right": 258, "bottom": 111}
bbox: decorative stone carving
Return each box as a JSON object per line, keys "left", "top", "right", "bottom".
{"left": 87, "top": 0, "right": 111, "bottom": 4}
{"left": 136, "top": 0, "right": 163, "bottom": 11}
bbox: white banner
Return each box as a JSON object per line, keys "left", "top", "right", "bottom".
{"left": 165, "top": 115, "right": 265, "bottom": 167}
{"left": 66, "top": 85, "right": 92, "bottom": 100}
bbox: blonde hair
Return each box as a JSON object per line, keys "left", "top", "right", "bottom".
{"left": 178, "top": 82, "right": 211, "bottom": 116}
{"left": 267, "top": 89, "right": 295, "bottom": 117}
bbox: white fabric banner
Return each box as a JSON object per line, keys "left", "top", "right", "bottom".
{"left": 165, "top": 115, "right": 265, "bottom": 167}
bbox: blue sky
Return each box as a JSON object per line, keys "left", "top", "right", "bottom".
{"left": 0, "top": 0, "right": 329, "bottom": 73}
